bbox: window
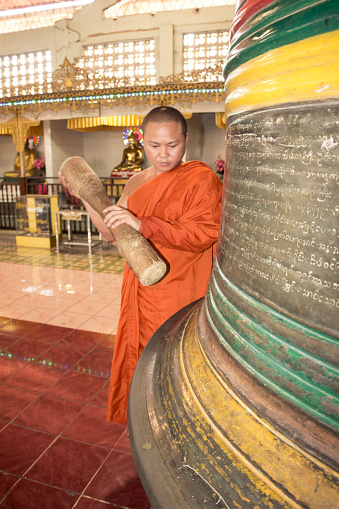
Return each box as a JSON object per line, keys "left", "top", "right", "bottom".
{"left": 0, "top": 50, "right": 52, "bottom": 98}
{"left": 183, "top": 30, "right": 229, "bottom": 81}
{"left": 76, "top": 39, "right": 156, "bottom": 87}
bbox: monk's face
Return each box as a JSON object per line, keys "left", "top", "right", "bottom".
{"left": 143, "top": 121, "right": 188, "bottom": 175}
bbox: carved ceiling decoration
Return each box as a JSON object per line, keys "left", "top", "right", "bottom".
{"left": 51, "top": 57, "right": 90, "bottom": 92}
{"left": 158, "top": 65, "right": 224, "bottom": 84}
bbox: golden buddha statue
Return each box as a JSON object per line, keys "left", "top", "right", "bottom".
{"left": 113, "top": 132, "right": 144, "bottom": 173}
{"left": 4, "top": 140, "right": 36, "bottom": 179}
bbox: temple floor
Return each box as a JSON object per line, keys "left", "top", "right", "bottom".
{"left": 0, "top": 234, "right": 150, "bottom": 509}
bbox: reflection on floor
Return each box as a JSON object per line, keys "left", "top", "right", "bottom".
{"left": 0, "top": 239, "right": 124, "bottom": 335}
{"left": 0, "top": 237, "right": 151, "bottom": 508}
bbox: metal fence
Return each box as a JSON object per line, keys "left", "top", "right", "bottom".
{"left": 0, "top": 176, "right": 126, "bottom": 234}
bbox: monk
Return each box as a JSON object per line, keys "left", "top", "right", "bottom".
{"left": 59, "top": 106, "right": 223, "bottom": 424}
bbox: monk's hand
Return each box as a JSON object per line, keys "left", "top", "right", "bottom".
{"left": 58, "top": 171, "right": 81, "bottom": 200}
{"left": 103, "top": 205, "right": 141, "bottom": 232}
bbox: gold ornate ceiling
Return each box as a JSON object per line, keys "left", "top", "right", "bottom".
{"left": 0, "top": 57, "right": 225, "bottom": 116}
{"left": 0, "top": 0, "right": 94, "bottom": 34}
{"left": 0, "top": 0, "right": 234, "bottom": 33}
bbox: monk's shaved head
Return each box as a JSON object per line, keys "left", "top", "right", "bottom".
{"left": 142, "top": 107, "right": 187, "bottom": 137}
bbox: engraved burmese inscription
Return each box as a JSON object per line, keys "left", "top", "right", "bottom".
{"left": 219, "top": 106, "right": 339, "bottom": 335}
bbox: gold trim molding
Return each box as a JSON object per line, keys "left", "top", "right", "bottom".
{"left": 159, "top": 65, "right": 224, "bottom": 84}
{"left": 0, "top": 59, "right": 225, "bottom": 116}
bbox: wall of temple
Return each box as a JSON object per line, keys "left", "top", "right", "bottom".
{"left": 0, "top": 114, "right": 225, "bottom": 178}
{"left": 0, "top": 1, "right": 234, "bottom": 178}
{"left": 0, "top": 4, "right": 235, "bottom": 73}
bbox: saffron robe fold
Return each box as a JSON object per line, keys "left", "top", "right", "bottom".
{"left": 106, "top": 161, "right": 223, "bottom": 423}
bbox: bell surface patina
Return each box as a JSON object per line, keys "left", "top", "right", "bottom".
{"left": 128, "top": 1, "right": 339, "bottom": 507}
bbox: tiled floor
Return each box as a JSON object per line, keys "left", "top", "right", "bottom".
{"left": 0, "top": 235, "right": 151, "bottom": 508}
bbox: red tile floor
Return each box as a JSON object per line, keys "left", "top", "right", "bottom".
{"left": 0, "top": 239, "right": 151, "bottom": 508}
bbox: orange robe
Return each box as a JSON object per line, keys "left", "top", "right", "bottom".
{"left": 106, "top": 161, "right": 223, "bottom": 423}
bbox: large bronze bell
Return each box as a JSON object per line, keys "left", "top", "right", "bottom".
{"left": 128, "top": 1, "right": 339, "bottom": 507}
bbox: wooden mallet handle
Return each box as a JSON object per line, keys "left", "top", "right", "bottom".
{"left": 60, "top": 156, "right": 167, "bottom": 286}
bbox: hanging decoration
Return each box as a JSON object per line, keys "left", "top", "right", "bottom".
{"left": 67, "top": 115, "right": 143, "bottom": 132}
{"left": 26, "top": 134, "right": 41, "bottom": 146}
{"left": 123, "top": 127, "right": 144, "bottom": 146}
{"left": 32, "top": 135, "right": 41, "bottom": 146}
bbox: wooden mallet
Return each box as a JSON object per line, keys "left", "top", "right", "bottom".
{"left": 60, "top": 156, "right": 167, "bottom": 286}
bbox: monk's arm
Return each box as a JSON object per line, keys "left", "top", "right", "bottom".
{"left": 102, "top": 173, "right": 148, "bottom": 231}
{"left": 80, "top": 200, "right": 115, "bottom": 242}
{"left": 139, "top": 213, "right": 220, "bottom": 252}
{"left": 139, "top": 177, "right": 222, "bottom": 253}
{"left": 81, "top": 177, "right": 140, "bottom": 237}
{"left": 58, "top": 171, "right": 114, "bottom": 242}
